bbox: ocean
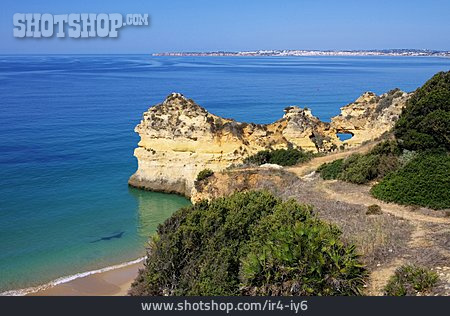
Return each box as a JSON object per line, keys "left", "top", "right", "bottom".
{"left": 0, "top": 55, "right": 449, "bottom": 293}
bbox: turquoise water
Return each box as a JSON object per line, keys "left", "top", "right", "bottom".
{"left": 0, "top": 55, "right": 449, "bottom": 293}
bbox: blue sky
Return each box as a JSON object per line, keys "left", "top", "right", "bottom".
{"left": 1, "top": 0, "right": 449, "bottom": 53}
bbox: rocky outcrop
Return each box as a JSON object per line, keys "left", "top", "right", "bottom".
{"left": 191, "top": 168, "right": 299, "bottom": 204}
{"left": 331, "top": 89, "right": 411, "bottom": 147}
{"left": 129, "top": 90, "right": 409, "bottom": 197}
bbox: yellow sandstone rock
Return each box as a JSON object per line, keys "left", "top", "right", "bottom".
{"left": 129, "top": 91, "right": 409, "bottom": 197}
{"left": 331, "top": 89, "right": 410, "bottom": 147}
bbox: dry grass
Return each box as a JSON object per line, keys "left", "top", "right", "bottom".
{"left": 276, "top": 176, "right": 412, "bottom": 269}
{"left": 320, "top": 179, "right": 449, "bottom": 295}
{"left": 226, "top": 170, "right": 413, "bottom": 269}
{"left": 193, "top": 165, "right": 449, "bottom": 295}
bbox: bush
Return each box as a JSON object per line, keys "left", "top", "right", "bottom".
{"left": 366, "top": 204, "right": 382, "bottom": 215}
{"left": 317, "top": 141, "right": 400, "bottom": 184}
{"left": 384, "top": 265, "right": 438, "bottom": 296}
{"left": 317, "top": 159, "right": 344, "bottom": 180}
{"left": 371, "top": 151, "right": 450, "bottom": 209}
{"left": 370, "top": 140, "right": 401, "bottom": 156}
{"left": 375, "top": 89, "right": 399, "bottom": 113}
{"left": 339, "top": 154, "right": 380, "bottom": 184}
{"left": 394, "top": 71, "right": 450, "bottom": 151}
{"left": 196, "top": 169, "right": 214, "bottom": 181}
{"left": 241, "top": 200, "right": 367, "bottom": 296}
{"left": 130, "top": 191, "right": 366, "bottom": 296}
{"left": 244, "top": 149, "right": 315, "bottom": 166}
{"left": 319, "top": 73, "right": 449, "bottom": 210}
{"left": 376, "top": 154, "right": 402, "bottom": 179}
{"left": 243, "top": 150, "right": 271, "bottom": 165}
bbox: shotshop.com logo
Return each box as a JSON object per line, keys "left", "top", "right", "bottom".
{"left": 13, "top": 13, "right": 149, "bottom": 38}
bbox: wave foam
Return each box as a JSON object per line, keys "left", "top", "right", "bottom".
{"left": 0, "top": 257, "right": 146, "bottom": 296}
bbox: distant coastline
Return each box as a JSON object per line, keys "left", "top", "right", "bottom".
{"left": 153, "top": 49, "right": 450, "bottom": 57}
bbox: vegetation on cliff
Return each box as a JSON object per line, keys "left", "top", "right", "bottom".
{"left": 244, "top": 148, "right": 316, "bottom": 166}
{"left": 130, "top": 191, "right": 366, "bottom": 296}
{"left": 317, "top": 140, "right": 401, "bottom": 184}
{"left": 384, "top": 265, "right": 438, "bottom": 296}
{"left": 196, "top": 168, "right": 214, "bottom": 181}
{"left": 373, "top": 71, "right": 450, "bottom": 209}
{"left": 318, "top": 72, "right": 450, "bottom": 209}
{"left": 129, "top": 72, "right": 449, "bottom": 297}
{"left": 394, "top": 71, "right": 450, "bottom": 151}
{"left": 371, "top": 151, "right": 450, "bottom": 209}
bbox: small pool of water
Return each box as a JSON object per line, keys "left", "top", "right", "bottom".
{"left": 337, "top": 133, "right": 353, "bottom": 141}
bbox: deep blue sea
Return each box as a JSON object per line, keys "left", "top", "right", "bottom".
{"left": 0, "top": 55, "right": 449, "bottom": 293}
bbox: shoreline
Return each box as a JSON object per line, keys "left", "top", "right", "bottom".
{"left": 152, "top": 50, "right": 450, "bottom": 58}
{"left": 1, "top": 258, "right": 144, "bottom": 296}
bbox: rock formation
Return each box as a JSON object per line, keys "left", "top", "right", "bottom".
{"left": 129, "top": 90, "right": 409, "bottom": 197}
{"left": 331, "top": 89, "right": 411, "bottom": 147}
{"left": 191, "top": 168, "right": 298, "bottom": 204}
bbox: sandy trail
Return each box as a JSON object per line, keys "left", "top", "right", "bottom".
{"left": 282, "top": 142, "right": 449, "bottom": 295}
{"left": 316, "top": 180, "right": 449, "bottom": 295}
{"left": 287, "top": 141, "right": 379, "bottom": 177}
{"left": 319, "top": 182, "right": 449, "bottom": 225}
{"left": 228, "top": 142, "right": 449, "bottom": 295}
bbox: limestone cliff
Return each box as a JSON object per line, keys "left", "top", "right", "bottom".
{"left": 331, "top": 89, "right": 410, "bottom": 147}
{"left": 129, "top": 90, "right": 409, "bottom": 197}
{"left": 191, "top": 168, "right": 299, "bottom": 204}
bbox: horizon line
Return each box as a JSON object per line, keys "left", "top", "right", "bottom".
{"left": 2, "top": 48, "right": 450, "bottom": 56}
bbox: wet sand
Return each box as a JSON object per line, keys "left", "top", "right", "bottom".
{"left": 28, "top": 262, "right": 143, "bottom": 296}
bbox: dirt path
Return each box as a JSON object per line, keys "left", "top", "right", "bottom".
{"left": 320, "top": 181, "right": 449, "bottom": 225}
{"left": 282, "top": 140, "right": 449, "bottom": 295}
{"left": 287, "top": 141, "right": 379, "bottom": 177}
{"left": 216, "top": 140, "right": 449, "bottom": 295}
{"left": 229, "top": 140, "right": 379, "bottom": 177}
{"left": 317, "top": 180, "right": 450, "bottom": 295}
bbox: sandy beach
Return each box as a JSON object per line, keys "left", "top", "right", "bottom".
{"left": 27, "top": 262, "right": 143, "bottom": 296}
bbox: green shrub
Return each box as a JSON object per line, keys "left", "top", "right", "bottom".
{"left": 384, "top": 265, "right": 438, "bottom": 296}
{"left": 196, "top": 168, "right": 214, "bottom": 181}
{"left": 371, "top": 151, "right": 450, "bottom": 209}
{"left": 370, "top": 140, "right": 401, "bottom": 156}
{"left": 366, "top": 204, "right": 382, "bottom": 215}
{"left": 369, "top": 72, "right": 450, "bottom": 209}
{"left": 317, "top": 140, "right": 401, "bottom": 184}
{"left": 317, "top": 159, "right": 344, "bottom": 180}
{"left": 244, "top": 150, "right": 271, "bottom": 165}
{"left": 270, "top": 148, "right": 315, "bottom": 165}
{"left": 130, "top": 191, "right": 366, "bottom": 296}
{"left": 376, "top": 154, "right": 401, "bottom": 178}
{"left": 244, "top": 148, "right": 315, "bottom": 166}
{"left": 339, "top": 154, "right": 380, "bottom": 184}
{"left": 394, "top": 71, "right": 450, "bottom": 151}
{"left": 241, "top": 200, "right": 367, "bottom": 296}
